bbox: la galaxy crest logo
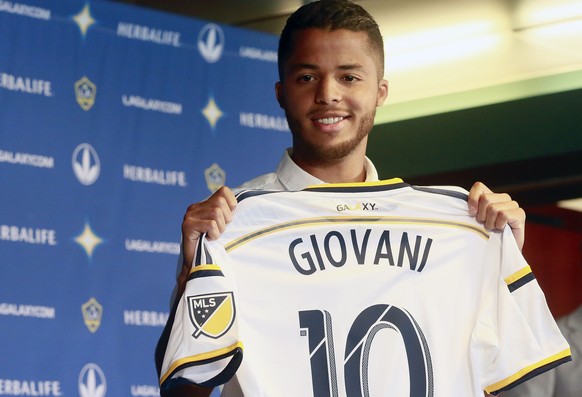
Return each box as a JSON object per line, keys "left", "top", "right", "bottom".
{"left": 75, "top": 76, "right": 97, "bottom": 111}
{"left": 81, "top": 297, "right": 103, "bottom": 333}
{"left": 197, "top": 23, "right": 224, "bottom": 63}
{"left": 188, "top": 292, "right": 235, "bottom": 339}
{"left": 204, "top": 163, "right": 225, "bottom": 193}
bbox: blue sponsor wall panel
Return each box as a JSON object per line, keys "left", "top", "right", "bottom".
{"left": 0, "top": 0, "right": 290, "bottom": 395}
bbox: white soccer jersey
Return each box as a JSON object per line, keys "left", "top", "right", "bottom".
{"left": 160, "top": 179, "right": 571, "bottom": 396}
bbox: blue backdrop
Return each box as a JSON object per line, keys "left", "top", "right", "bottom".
{"left": 0, "top": 1, "right": 290, "bottom": 395}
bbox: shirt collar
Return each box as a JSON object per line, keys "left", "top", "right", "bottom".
{"left": 276, "top": 148, "right": 379, "bottom": 191}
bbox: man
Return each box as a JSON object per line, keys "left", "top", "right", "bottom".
{"left": 158, "top": 1, "right": 527, "bottom": 395}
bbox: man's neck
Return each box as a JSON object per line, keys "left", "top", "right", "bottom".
{"left": 292, "top": 154, "right": 367, "bottom": 184}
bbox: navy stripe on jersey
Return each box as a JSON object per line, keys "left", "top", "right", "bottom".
{"left": 304, "top": 181, "right": 408, "bottom": 193}
{"left": 411, "top": 186, "right": 468, "bottom": 201}
{"left": 236, "top": 189, "right": 280, "bottom": 203}
{"left": 237, "top": 179, "right": 408, "bottom": 203}
{"left": 194, "top": 235, "right": 213, "bottom": 265}
{"left": 160, "top": 346, "right": 243, "bottom": 390}
{"left": 507, "top": 272, "right": 536, "bottom": 292}
{"left": 489, "top": 354, "right": 572, "bottom": 395}
{"left": 188, "top": 267, "right": 224, "bottom": 281}
{"left": 504, "top": 266, "right": 536, "bottom": 293}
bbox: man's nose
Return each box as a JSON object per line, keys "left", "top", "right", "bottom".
{"left": 315, "top": 77, "right": 341, "bottom": 105}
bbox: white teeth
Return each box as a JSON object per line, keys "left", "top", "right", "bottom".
{"left": 317, "top": 117, "right": 344, "bottom": 124}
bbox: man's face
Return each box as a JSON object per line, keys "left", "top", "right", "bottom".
{"left": 276, "top": 28, "right": 388, "bottom": 164}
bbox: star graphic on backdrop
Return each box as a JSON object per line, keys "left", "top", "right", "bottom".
{"left": 74, "top": 222, "right": 103, "bottom": 258}
{"left": 202, "top": 97, "right": 224, "bottom": 129}
{"left": 73, "top": 3, "right": 96, "bottom": 37}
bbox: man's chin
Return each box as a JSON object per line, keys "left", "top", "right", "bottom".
{"left": 305, "top": 143, "right": 360, "bottom": 162}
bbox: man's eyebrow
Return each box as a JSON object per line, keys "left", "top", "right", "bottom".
{"left": 289, "top": 63, "right": 318, "bottom": 72}
{"left": 289, "top": 63, "right": 366, "bottom": 72}
{"left": 338, "top": 64, "right": 365, "bottom": 71}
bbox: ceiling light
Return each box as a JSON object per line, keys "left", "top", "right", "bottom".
{"left": 557, "top": 197, "right": 582, "bottom": 212}
{"left": 387, "top": 35, "right": 500, "bottom": 72}
{"left": 513, "top": 0, "right": 582, "bottom": 30}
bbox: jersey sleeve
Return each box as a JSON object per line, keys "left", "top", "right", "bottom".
{"left": 473, "top": 227, "right": 571, "bottom": 395}
{"left": 158, "top": 237, "right": 243, "bottom": 391}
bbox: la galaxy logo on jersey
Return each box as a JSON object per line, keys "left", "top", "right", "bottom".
{"left": 188, "top": 292, "right": 235, "bottom": 339}
{"left": 336, "top": 202, "right": 379, "bottom": 211}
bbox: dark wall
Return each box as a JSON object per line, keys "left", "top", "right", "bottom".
{"left": 368, "top": 88, "right": 582, "bottom": 205}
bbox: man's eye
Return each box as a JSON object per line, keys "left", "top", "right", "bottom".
{"left": 299, "top": 75, "right": 314, "bottom": 82}
{"left": 343, "top": 75, "right": 357, "bottom": 82}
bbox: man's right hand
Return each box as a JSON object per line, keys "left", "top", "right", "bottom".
{"left": 177, "top": 186, "right": 237, "bottom": 295}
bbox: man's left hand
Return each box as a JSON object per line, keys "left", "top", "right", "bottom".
{"left": 468, "top": 181, "right": 526, "bottom": 250}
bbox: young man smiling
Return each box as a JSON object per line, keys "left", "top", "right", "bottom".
{"left": 275, "top": 27, "right": 387, "bottom": 184}
{"left": 157, "top": 1, "right": 533, "bottom": 396}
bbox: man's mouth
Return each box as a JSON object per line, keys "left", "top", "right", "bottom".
{"left": 316, "top": 116, "right": 346, "bottom": 125}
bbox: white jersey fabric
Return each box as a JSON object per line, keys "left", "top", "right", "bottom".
{"left": 503, "top": 304, "right": 582, "bottom": 397}
{"left": 170, "top": 149, "right": 378, "bottom": 305}
{"left": 160, "top": 179, "right": 571, "bottom": 396}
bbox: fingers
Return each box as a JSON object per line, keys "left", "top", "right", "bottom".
{"left": 468, "top": 182, "right": 526, "bottom": 250}
{"left": 181, "top": 186, "right": 237, "bottom": 268}
{"left": 467, "top": 181, "right": 491, "bottom": 216}
{"left": 479, "top": 200, "right": 521, "bottom": 230}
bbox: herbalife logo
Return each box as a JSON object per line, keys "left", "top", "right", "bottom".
{"left": 197, "top": 23, "right": 224, "bottom": 63}
{"left": 72, "top": 143, "right": 100, "bottom": 185}
{"left": 78, "top": 363, "right": 106, "bottom": 397}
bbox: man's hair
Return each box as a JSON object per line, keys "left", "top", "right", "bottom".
{"left": 278, "top": 0, "right": 385, "bottom": 80}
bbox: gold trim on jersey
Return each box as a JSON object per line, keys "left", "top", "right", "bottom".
{"left": 305, "top": 178, "right": 404, "bottom": 189}
{"left": 159, "top": 341, "right": 244, "bottom": 385}
{"left": 190, "top": 263, "right": 221, "bottom": 275}
{"left": 504, "top": 265, "right": 532, "bottom": 285}
{"left": 224, "top": 216, "right": 489, "bottom": 252}
{"left": 483, "top": 348, "right": 572, "bottom": 393}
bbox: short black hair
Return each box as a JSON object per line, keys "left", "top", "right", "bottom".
{"left": 278, "top": 0, "right": 385, "bottom": 80}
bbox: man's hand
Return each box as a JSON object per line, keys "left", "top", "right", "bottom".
{"left": 178, "top": 186, "right": 237, "bottom": 294}
{"left": 468, "top": 181, "right": 526, "bottom": 250}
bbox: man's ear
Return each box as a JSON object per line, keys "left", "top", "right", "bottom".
{"left": 275, "top": 81, "right": 284, "bottom": 108}
{"left": 376, "top": 78, "right": 389, "bottom": 107}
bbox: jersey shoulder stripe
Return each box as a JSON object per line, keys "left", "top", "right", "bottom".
{"left": 188, "top": 264, "right": 224, "bottom": 281}
{"left": 411, "top": 185, "right": 469, "bottom": 201}
{"left": 235, "top": 189, "right": 280, "bottom": 203}
{"left": 505, "top": 265, "right": 537, "bottom": 292}
{"left": 304, "top": 178, "right": 406, "bottom": 193}
{"left": 236, "top": 178, "right": 407, "bottom": 202}
{"left": 223, "top": 215, "right": 490, "bottom": 253}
